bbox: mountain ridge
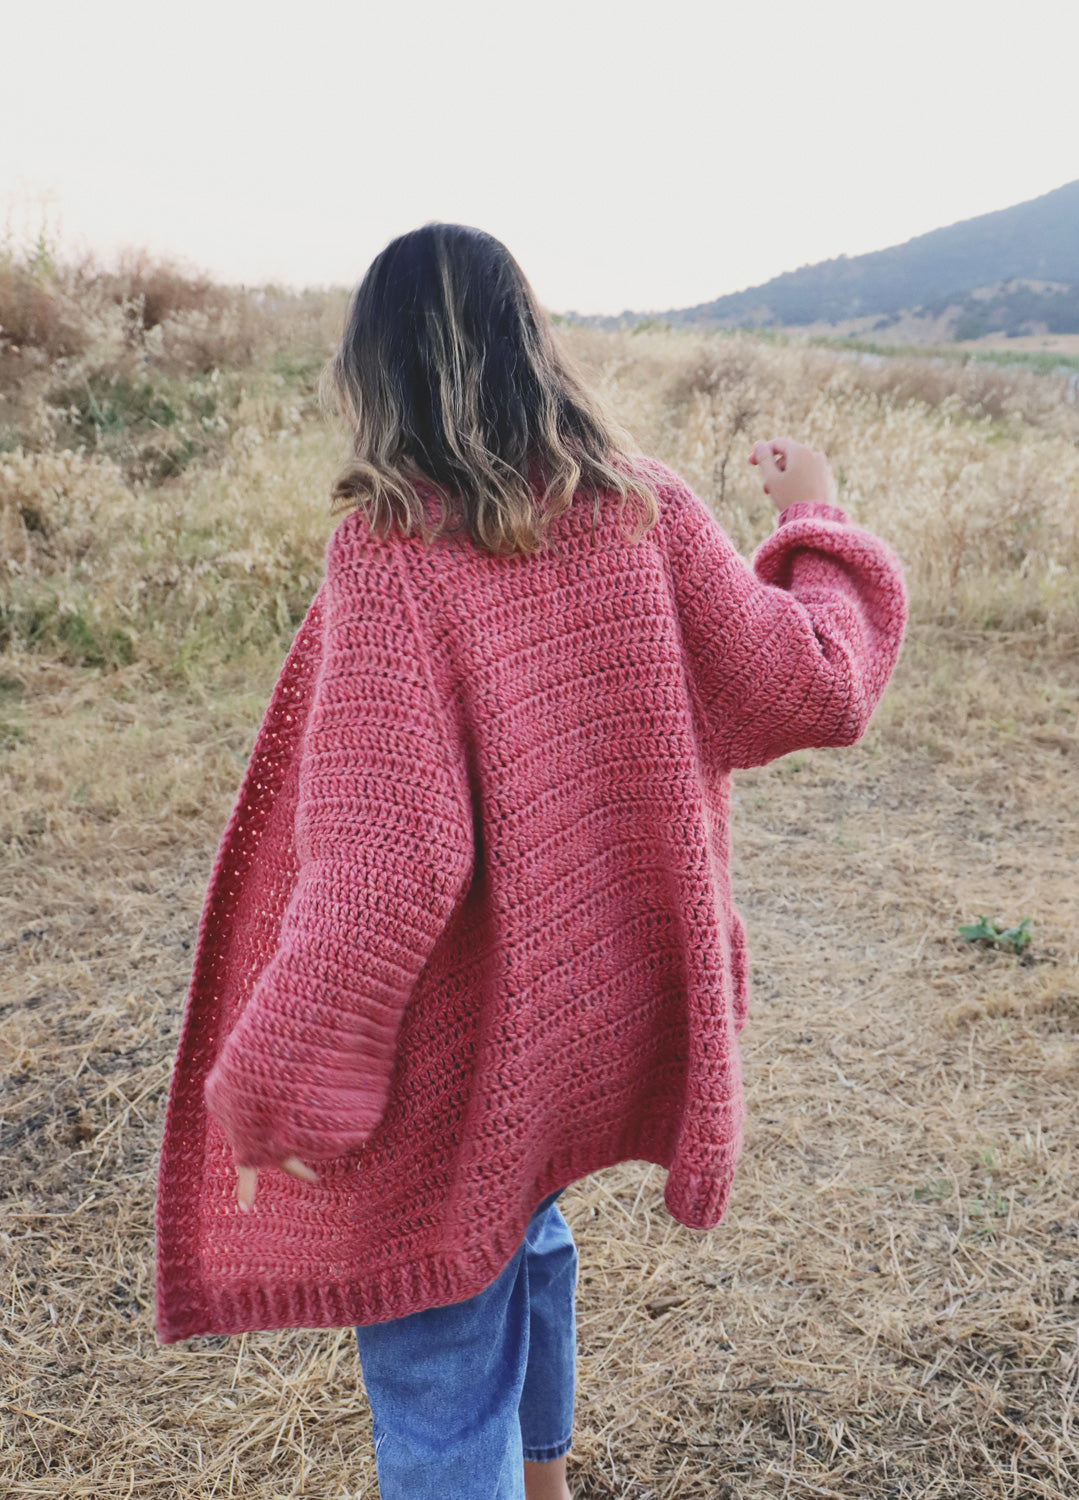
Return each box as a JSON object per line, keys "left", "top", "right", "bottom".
{"left": 581, "top": 179, "right": 1079, "bottom": 340}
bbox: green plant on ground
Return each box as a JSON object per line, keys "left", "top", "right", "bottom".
{"left": 958, "top": 915, "right": 1033, "bottom": 954}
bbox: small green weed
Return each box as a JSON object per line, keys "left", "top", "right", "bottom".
{"left": 969, "top": 1191, "right": 1009, "bottom": 1219}
{"left": 958, "top": 916, "right": 1033, "bottom": 954}
{"left": 270, "top": 349, "right": 326, "bottom": 387}
{"left": 57, "top": 375, "right": 181, "bottom": 443}
{"left": 0, "top": 675, "right": 26, "bottom": 747}
{"left": 778, "top": 752, "right": 808, "bottom": 775}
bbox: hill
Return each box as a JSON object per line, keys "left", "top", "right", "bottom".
{"left": 593, "top": 179, "right": 1079, "bottom": 339}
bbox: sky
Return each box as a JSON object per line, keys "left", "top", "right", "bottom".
{"left": 3, "top": 0, "right": 1077, "bottom": 316}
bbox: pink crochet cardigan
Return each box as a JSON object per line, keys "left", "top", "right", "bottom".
{"left": 155, "top": 457, "right": 906, "bottom": 1343}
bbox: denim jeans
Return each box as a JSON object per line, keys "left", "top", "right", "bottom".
{"left": 354, "top": 1190, "right": 577, "bottom": 1500}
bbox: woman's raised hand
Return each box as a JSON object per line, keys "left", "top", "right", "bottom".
{"left": 236, "top": 1155, "right": 319, "bottom": 1211}
{"left": 748, "top": 437, "right": 839, "bottom": 510}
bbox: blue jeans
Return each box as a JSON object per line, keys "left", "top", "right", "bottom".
{"left": 354, "top": 1191, "right": 577, "bottom": 1499}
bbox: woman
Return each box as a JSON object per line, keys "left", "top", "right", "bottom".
{"left": 155, "top": 222, "right": 907, "bottom": 1499}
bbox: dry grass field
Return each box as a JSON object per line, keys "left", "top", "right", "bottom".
{"left": 2, "top": 253, "right": 1078, "bottom": 1497}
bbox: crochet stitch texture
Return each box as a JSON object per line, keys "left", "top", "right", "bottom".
{"left": 155, "top": 457, "right": 907, "bottom": 1343}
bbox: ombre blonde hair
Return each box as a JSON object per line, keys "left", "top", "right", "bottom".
{"left": 319, "top": 223, "right": 659, "bottom": 557}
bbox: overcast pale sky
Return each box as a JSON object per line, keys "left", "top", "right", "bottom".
{"left": 4, "top": 0, "right": 1077, "bottom": 315}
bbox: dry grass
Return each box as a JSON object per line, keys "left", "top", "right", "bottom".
{"left": 0, "top": 243, "right": 346, "bottom": 378}
{"left": 2, "top": 273, "right": 1078, "bottom": 1497}
{"left": 1, "top": 242, "right": 347, "bottom": 482}
{"left": 561, "top": 326, "right": 1079, "bottom": 638}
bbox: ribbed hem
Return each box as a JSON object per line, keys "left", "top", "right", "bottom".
{"left": 156, "top": 1121, "right": 741, "bottom": 1344}
{"left": 523, "top": 1435, "right": 572, "bottom": 1462}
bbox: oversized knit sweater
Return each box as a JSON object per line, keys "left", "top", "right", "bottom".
{"left": 154, "top": 456, "right": 907, "bottom": 1344}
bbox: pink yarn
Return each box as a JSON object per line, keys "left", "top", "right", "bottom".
{"left": 155, "top": 457, "right": 907, "bottom": 1343}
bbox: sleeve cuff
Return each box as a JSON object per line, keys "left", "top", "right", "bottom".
{"left": 777, "top": 501, "right": 849, "bottom": 526}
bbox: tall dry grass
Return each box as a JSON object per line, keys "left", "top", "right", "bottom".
{"left": 3, "top": 256, "right": 1079, "bottom": 1498}
{"left": 4, "top": 279, "right": 1077, "bottom": 695}
{"left": 562, "top": 325, "right": 1079, "bottom": 639}
{"left": 1, "top": 242, "right": 347, "bottom": 482}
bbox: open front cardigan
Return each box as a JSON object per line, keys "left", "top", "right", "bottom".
{"left": 155, "top": 457, "right": 907, "bottom": 1343}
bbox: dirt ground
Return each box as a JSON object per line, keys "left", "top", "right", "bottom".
{"left": 2, "top": 625, "right": 1077, "bottom": 1498}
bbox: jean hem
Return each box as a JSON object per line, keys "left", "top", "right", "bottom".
{"left": 522, "top": 1435, "right": 572, "bottom": 1462}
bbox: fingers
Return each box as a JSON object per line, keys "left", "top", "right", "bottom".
{"left": 748, "top": 437, "right": 793, "bottom": 470}
{"left": 281, "top": 1155, "right": 319, "bottom": 1185}
{"left": 237, "top": 1164, "right": 258, "bottom": 1212}
{"left": 748, "top": 439, "right": 781, "bottom": 494}
{"left": 235, "top": 1157, "right": 318, "bottom": 1212}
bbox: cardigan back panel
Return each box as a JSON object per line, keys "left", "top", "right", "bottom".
{"left": 155, "top": 457, "right": 907, "bottom": 1342}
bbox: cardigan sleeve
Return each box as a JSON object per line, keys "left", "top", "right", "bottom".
{"left": 203, "top": 521, "right": 475, "bottom": 1169}
{"left": 658, "top": 468, "right": 907, "bottom": 772}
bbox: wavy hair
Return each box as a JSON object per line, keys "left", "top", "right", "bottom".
{"left": 320, "top": 223, "right": 659, "bottom": 556}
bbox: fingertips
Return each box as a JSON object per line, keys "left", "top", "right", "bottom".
{"left": 236, "top": 1164, "right": 258, "bottom": 1211}
{"left": 282, "top": 1155, "right": 319, "bottom": 1184}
